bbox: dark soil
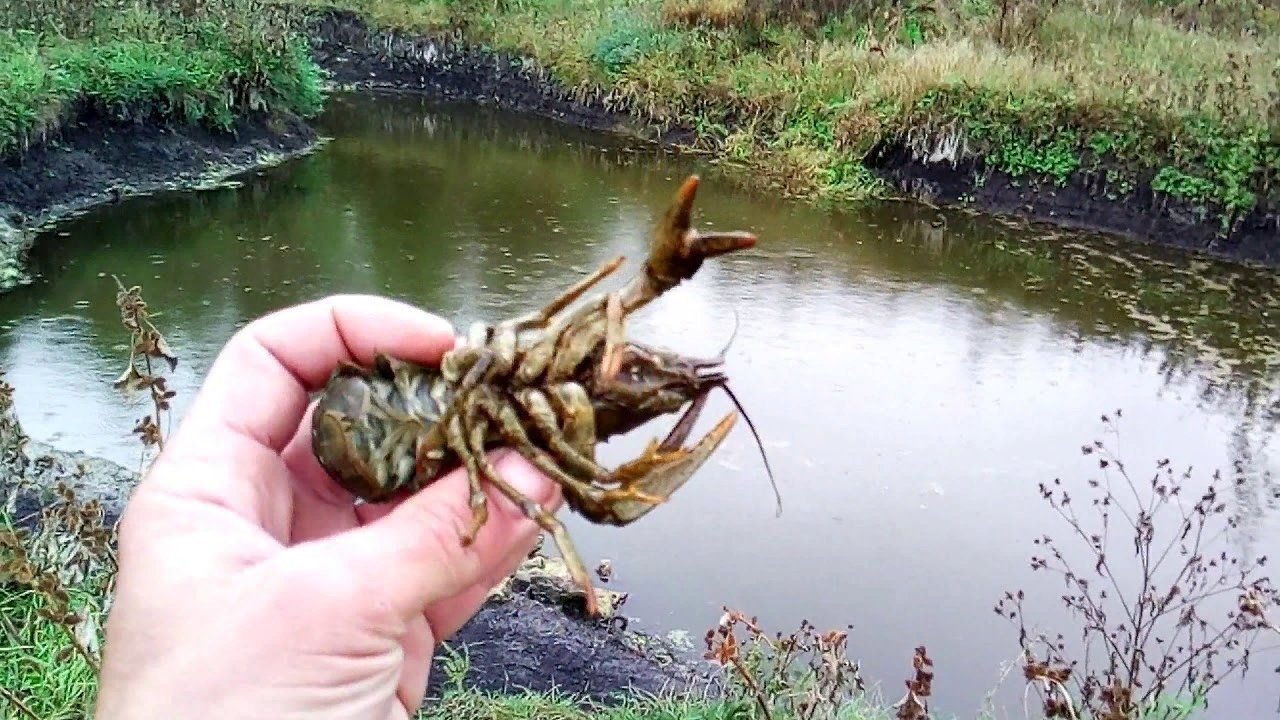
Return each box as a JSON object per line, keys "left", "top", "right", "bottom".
{"left": 428, "top": 591, "right": 720, "bottom": 703}
{"left": 0, "top": 111, "right": 318, "bottom": 290}
{"left": 865, "top": 142, "right": 1280, "bottom": 267}
{"left": 304, "top": 8, "right": 696, "bottom": 148}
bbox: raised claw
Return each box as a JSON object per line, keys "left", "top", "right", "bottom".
{"left": 621, "top": 175, "right": 758, "bottom": 312}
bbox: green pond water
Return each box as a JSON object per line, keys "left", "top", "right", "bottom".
{"left": 2, "top": 92, "right": 1278, "bottom": 717}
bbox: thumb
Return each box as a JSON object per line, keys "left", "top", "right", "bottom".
{"left": 315, "top": 451, "right": 562, "bottom": 621}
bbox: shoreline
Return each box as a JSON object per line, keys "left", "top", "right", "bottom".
{"left": 303, "top": 6, "right": 1278, "bottom": 268}
{"left": 0, "top": 7, "right": 1273, "bottom": 287}
{"left": 0, "top": 112, "right": 321, "bottom": 293}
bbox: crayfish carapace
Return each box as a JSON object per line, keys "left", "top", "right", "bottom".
{"left": 310, "top": 175, "right": 779, "bottom": 616}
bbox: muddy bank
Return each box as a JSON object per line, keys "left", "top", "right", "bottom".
{"left": 433, "top": 564, "right": 721, "bottom": 704}
{"left": 305, "top": 8, "right": 695, "bottom": 149}
{"left": 0, "top": 111, "right": 320, "bottom": 292}
{"left": 865, "top": 142, "right": 1280, "bottom": 267}
{"left": 304, "top": 7, "right": 1279, "bottom": 268}
{"left": 5, "top": 6, "right": 1273, "bottom": 289}
{"left": 0, "top": 386, "right": 719, "bottom": 705}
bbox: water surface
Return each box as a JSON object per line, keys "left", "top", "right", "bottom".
{"left": 2, "top": 92, "right": 1278, "bottom": 717}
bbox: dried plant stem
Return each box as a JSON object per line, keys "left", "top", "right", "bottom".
{"left": 110, "top": 275, "right": 177, "bottom": 465}
{"left": 143, "top": 354, "right": 164, "bottom": 452}
{"left": 1038, "top": 677, "right": 1079, "bottom": 720}
{"left": 61, "top": 620, "right": 100, "bottom": 673}
{"left": 893, "top": 646, "right": 934, "bottom": 720}
{"left": 703, "top": 608, "right": 865, "bottom": 720}
{"left": 727, "top": 654, "right": 775, "bottom": 720}
{"left": 0, "top": 685, "right": 40, "bottom": 720}
{"left": 996, "top": 412, "right": 1278, "bottom": 720}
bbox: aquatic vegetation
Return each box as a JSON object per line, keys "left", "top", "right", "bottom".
{"left": 0, "top": 278, "right": 178, "bottom": 718}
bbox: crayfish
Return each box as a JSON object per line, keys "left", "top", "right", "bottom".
{"left": 310, "top": 175, "right": 778, "bottom": 616}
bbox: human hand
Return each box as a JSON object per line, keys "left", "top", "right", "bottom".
{"left": 94, "top": 295, "right": 561, "bottom": 720}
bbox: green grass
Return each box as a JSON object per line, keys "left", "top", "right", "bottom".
{"left": 0, "top": 0, "right": 325, "bottom": 156}
{"left": 0, "top": 499, "right": 107, "bottom": 720}
{"left": 0, "top": 581, "right": 100, "bottom": 720}
{"left": 417, "top": 687, "right": 759, "bottom": 720}
{"left": 285, "top": 0, "right": 1280, "bottom": 233}
{"left": 417, "top": 640, "right": 896, "bottom": 720}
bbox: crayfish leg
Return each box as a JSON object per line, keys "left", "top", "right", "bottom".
{"left": 474, "top": 388, "right": 667, "bottom": 524}
{"left": 550, "top": 383, "right": 598, "bottom": 458}
{"left": 459, "top": 420, "right": 602, "bottom": 618}
{"left": 506, "top": 255, "right": 625, "bottom": 333}
{"left": 599, "top": 293, "right": 625, "bottom": 383}
{"left": 516, "top": 388, "right": 607, "bottom": 481}
{"left": 444, "top": 413, "right": 489, "bottom": 547}
{"left": 495, "top": 477, "right": 600, "bottom": 618}
{"left": 474, "top": 388, "right": 606, "bottom": 499}
{"left": 514, "top": 258, "right": 623, "bottom": 385}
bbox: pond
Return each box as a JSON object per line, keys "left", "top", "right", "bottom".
{"left": 2, "top": 91, "right": 1278, "bottom": 717}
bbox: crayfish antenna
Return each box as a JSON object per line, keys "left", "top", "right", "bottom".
{"left": 714, "top": 308, "right": 741, "bottom": 361}
{"left": 719, "top": 383, "right": 782, "bottom": 517}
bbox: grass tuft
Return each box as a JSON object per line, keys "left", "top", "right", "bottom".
{"left": 0, "top": 0, "right": 325, "bottom": 156}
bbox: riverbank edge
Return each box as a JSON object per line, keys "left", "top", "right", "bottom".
{"left": 303, "top": 6, "right": 1279, "bottom": 267}
{"left": 0, "top": 110, "right": 322, "bottom": 292}
{"left": 303, "top": 8, "right": 696, "bottom": 147}
{"left": 1, "top": 6, "right": 1275, "bottom": 283}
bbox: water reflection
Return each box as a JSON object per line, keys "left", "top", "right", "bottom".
{"left": 0, "top": 91, "right": 1276, "bottom": 717}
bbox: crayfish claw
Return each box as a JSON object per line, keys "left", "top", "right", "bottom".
{"left": 600, "top": 411, "right": 737, "bottom": 525}
{"left": 682, "top": 229, "right": 757, "bottom": 262}
{"left": 621, "top": 174, "right": 757, "bottom": 312}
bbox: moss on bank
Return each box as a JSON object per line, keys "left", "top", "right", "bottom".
{"left": 0, "top": 0, "right": 325, "bottom": 158}
{"left": 287, "top": 0, "right": 1280, "bottom": 252}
